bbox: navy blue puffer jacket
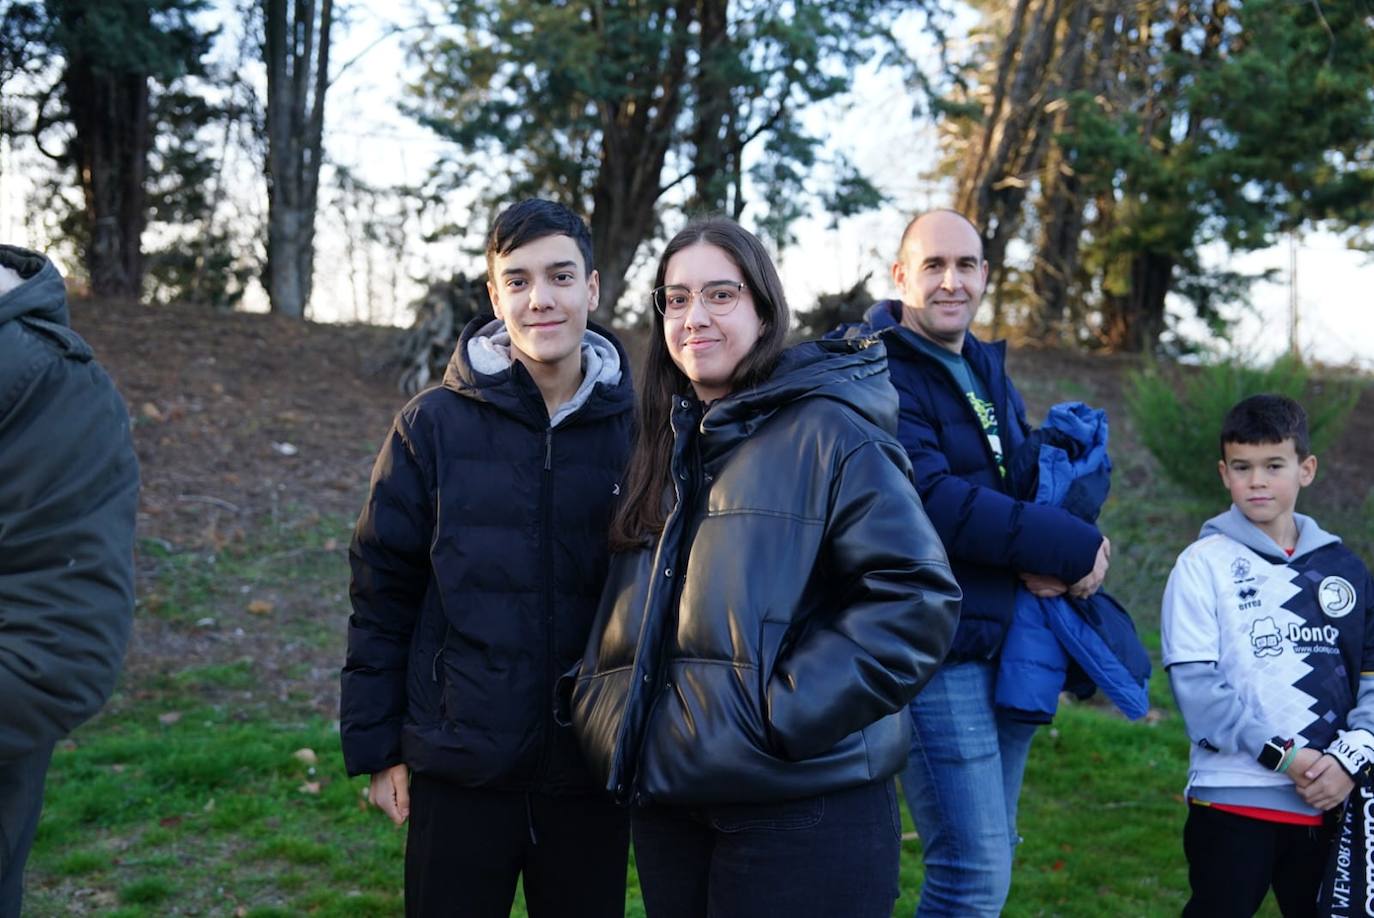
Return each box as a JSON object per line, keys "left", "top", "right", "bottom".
{"left": 340, "top": 315, "right": 633, "bottom": 793}
{"left": 832, "top": 301, "right": 1102, "bottom": 661}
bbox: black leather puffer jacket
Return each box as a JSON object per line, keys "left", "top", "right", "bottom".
{"left": 569, "top": 337, "right": 961, "bottom": 806}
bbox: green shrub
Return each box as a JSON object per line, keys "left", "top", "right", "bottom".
{"left": 1126, "top": 354, "right": 1359, "bottom": 503}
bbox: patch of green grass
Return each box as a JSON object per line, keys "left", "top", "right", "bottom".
{"left": 135, "top": 514, "right": 355, "bottom": 629}
{"left": 25, "top": 703, "right": 405, "bottom": 916}
{"left": 173, "top": 659, "right": 259, "bottom": 691}
{"left": 119, "top": 875, "right": 173, "bottom": 905}
{"left": 253, "top": 836, "right": 336, "bottom": 866}
{"left": 52, "top": 848, "right": 111, "bottom": 877}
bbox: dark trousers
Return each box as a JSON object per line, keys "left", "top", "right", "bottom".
{"left": 404, "top": 775, "right": 629, "bottom": 918}
{"left": 0, "top": 743, "right": 53, "bottom": 918}
{"left": 1182, "top": 802, "right": 1333, "bottom": 918}
{"left": 630, "top": 779, "right": 901, "bottom": 918}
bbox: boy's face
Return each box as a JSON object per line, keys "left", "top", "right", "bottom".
{"left": 1218, "top": 438, "right": 1317, "bottom": 540}
{"left": 486, "top": 233, "right": 598, "bottom": 378}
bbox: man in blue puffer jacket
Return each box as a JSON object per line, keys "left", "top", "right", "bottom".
{"left": 341, "top": 200, "right": 634, "bottom": 917}
{"left": 831, "top": 210, "right": 1111, "bottom": 917}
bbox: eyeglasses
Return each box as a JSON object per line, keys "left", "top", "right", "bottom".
{"left": 651, "top": 281, "right": 746, "bottom": 317}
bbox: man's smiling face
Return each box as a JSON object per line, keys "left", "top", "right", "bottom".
{"left": 891, "top": 211, "right": 988, "bottom": 353}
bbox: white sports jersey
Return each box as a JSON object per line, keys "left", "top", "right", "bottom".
{"left": 1163, "top": 526, "right": 1374, "bottom": 793}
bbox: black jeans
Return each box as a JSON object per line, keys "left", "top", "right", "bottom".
{"left": 404, "top": 775, "right": 630, "bottom": 918}
{"left": 631, "top": 779, "right": 902, "bottom": 918}
{"left": 1182, "top": 802, "right": 1334, "bottom": 918}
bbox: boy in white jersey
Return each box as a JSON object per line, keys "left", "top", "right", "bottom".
{"left": 1162, "top": 394, "right": 1374, "bottom": 917}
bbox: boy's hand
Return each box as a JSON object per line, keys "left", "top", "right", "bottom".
{"left": 1285, "top": 747, "right": 1323, "bottom": 789}
{"left": 368, "top": 763, "right": 411, "bottom": 825}
{"left": 1020, "top": 573, "right": 1068, "bottom": 597}
{"left": 1297, "top": 754, "right": 1355, "bottom": 811}
{"left": 1069, "top": 537, "right": 1111, "bottom": 599}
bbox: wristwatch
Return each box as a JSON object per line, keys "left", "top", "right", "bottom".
{"left": 1258, "top": 736, "right": 1296, "bottom": 772}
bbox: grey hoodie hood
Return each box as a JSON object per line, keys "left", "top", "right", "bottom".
{"left": 0, "top": 244, "right": 68, "bottom": 327}
{"left": 1200, "top": 504, "right": 1341, "bottom": 562}
{"left": 462, "top": 318, "right": 623, "bottom": 427}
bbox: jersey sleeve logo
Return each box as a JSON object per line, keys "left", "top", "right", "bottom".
{"left": 1319, "top": 575, "right": 1357, "bottom": 618}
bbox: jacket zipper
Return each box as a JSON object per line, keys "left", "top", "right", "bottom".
{"left": 533, "top": 427, "right": 556, "bottom": 788}
{"left": 626, "top": 415, "right": 700, "bottom": 804}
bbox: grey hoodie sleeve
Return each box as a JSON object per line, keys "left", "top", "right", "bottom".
{"left": 0, "top": 325, "right": 139, "bottom": 761}
{"left": 1167, "top": 661, "right": 1273, "bottom": 758}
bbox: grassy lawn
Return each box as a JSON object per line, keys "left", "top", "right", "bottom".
{"left": 28, "top": 684, "right": 1204, "bottom": 917}
{"left": 28, "top": 470, "right": 1355, "bottom": 915}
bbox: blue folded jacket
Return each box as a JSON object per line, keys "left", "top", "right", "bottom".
{"left": 995, "top": 402, "right": 1152, "bottom": 723}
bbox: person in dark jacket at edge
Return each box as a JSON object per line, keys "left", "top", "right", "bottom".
{"left": 340, "top": 200, "right": 634, "bottom": 917}
{"left": 567, "top": 216, "right": 962, "bottom": 918}
{"left": 831, "top": 209, "right": 1112, "bottom": 917}
{"left": 0, "top": 245, "right": 139, "bottom": 917}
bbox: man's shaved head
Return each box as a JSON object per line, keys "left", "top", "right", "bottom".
{"left": 897, "top": 209, "right": 984, "bottom": 262}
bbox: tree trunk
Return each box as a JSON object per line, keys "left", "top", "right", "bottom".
{"left": 957, "top": 0, "right": 1067, "bottom": 280}
{"left": 1028, "top": 0, "right": 1095, "bottom": 340}
{"left": 686, "top": 0, "right": 732, "bottom": 215}
{"left": 65, "top": 57, "right": 149, "bottom": 298}
{"left": 263, "top": 0, "right": 332, "bottom": 319}
{"left": 1033, "top": 167, "right": 1084, "bottom": 331}
{"left": 588, "top": 0, "right": 693, "bottom": 319}
{"left": 1103, "top": 251, "right": 1172, "bottom": 351}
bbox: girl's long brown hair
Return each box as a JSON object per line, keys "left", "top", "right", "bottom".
{"left": 609, "top": 217, "right": 791, "bottom": 551}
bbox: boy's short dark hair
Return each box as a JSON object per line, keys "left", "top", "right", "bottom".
{"left": 1219, "top": 394, "right": 1311, "bottom": 459}
{"left": 485, "top": 199, "right": 594, "bottom": 278}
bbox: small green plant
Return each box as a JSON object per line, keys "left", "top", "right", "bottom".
{"left": 1126, "top": 354, "right": 1360, "bottom": 503}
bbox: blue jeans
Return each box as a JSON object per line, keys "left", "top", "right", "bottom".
{"left": 632, "top": 780, "right": 902, "bottom": 917}
{"left": 900, "top": 660, "right": 1038, "bottom": 917}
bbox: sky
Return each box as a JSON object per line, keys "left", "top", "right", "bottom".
{"left": 1, "top": 3, "right": 1371, "bottom": 366}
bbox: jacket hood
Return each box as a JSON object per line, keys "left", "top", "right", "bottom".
{"left": 0, "top": 245, "right": 68, "bottom": 327}
{"left": 1200, "top": 505, "right": 1341, "bottom": 562}
{"left": 698, "top": 336, "right": 897, "bottom": 462}
{"left": 860, "top": 298, "right": 902, "bottom": 332}
{"left": 443, "top": 313, "right": 632, "bottom": 427}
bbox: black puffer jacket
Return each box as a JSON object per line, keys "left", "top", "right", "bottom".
{"left": 340, "top": 315, "right": 633, "bottom": 793}
{"left": 569, "top": 337, "right": 960, "bottom": 806}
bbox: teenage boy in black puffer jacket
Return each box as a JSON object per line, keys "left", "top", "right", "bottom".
{"left": 340, "top": 200, "right": 634, "bottom": 917}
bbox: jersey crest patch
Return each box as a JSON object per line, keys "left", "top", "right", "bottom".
{"left": 1319, "top": 576, "right": 1357, "bottom": 619}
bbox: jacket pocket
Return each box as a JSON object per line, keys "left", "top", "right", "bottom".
{"left": 709, "top": 795, "right": 825, "bottom": 833}
{"left": 758, "top": 619, "right": 790, "bottom": 755}
{"left": 431, "top": 647, "right": 445, "bottom": 718}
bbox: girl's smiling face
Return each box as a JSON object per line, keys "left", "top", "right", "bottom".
{"left": 661, "top": 243, "right": 762, "bottom": 403}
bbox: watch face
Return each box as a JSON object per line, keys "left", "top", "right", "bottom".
{"left": 1259, "top": 738, "right": 1289, "bottom": 771}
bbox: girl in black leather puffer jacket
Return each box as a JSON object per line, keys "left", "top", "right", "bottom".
{"left": 569, "top": 217, "right": 961, "bottom": 918}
